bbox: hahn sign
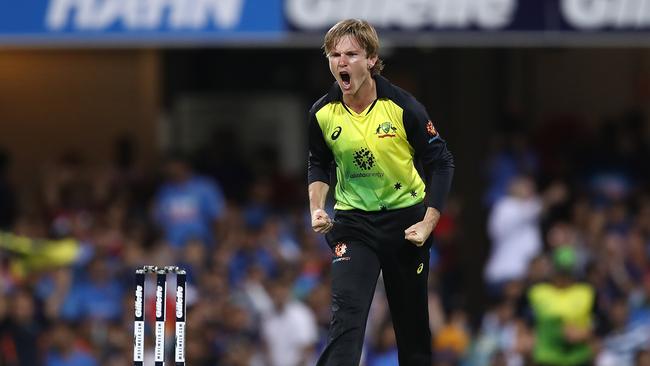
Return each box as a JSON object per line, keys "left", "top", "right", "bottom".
{"left": 46, "top": 0, "right": 247, "bottom": 30}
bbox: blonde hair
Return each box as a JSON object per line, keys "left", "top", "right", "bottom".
{"left": 323, "top": 19, "right": 384, "bottom": 76}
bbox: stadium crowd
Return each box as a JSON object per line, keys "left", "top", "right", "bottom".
{"left": 0, "top": 110, "right": 648, "bottom": 366}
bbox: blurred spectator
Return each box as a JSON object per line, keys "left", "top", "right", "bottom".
{"left": 630, "top": 273, "right": 650, "bottom": 326}
{"left": 261, "top": 276, "right": 318, "bottom": 366}
{"left": 0, "top": 231, "right": 82, "bottom": 279}
{"left": 596, "top": 297, "right": 650, "bottom": 366}
{"left": 178, "top": 238, "right": 209, "bottom": 281}
{"left": 527, "top": 246, "right": 596, "bottom": 366}
{"left": 234, "top": 264, "right": 274, "bottom": 318}
{"left": 59, "top": 257, "right": 124, "bottom": 322}
{"left": 484, "top": 176, "right": 567, "bottom": 296}
{"left": 305, "top": 278, "right": 331, "bottom": 352}
{"left": 228, "top": 230, "right": 278, "bottom": 287}
{"left": 44, "top": 321, "right": 98, "bottom": 366}
{"left": 98, "top": 322, "right": 131, "bottom": 365}
{"left": 244, "top": 177, "right": 274, "bottom": 230}
{"left": 215, "top": 301, "right": 260, "bottom": 362}
{"left": 468, "top": 299, "right": 530, "bottom": 366}
{"left": 41, "top": 152, "right": 97, "bottom": 240}
{"left": 153, "top": 153, "right": 225, "bottom": 248}
{"left": 545, "top": 221, "right": 590, "bottom": 274}
{"left": 222, "top": 339, "right": 265, "bottom": 366}
{"left": 583, "top": 113, "right": 648, "bottom": 206}
{"left": 484, "top": 130, "right": 539, "bottom": 207}
{"left": 433, "top": 308, "right": 471, "bottom": 363}
{"left": 367, "top": 319, "right": 399, "bottom": 366}
{"left": 0, "top": 288, "right": 42, "bottom": 365}
{"left": 258, "top": 216, "right": 301, "bottom": 264}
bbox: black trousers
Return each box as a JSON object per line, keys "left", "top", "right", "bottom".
{"left": 316, "top": 204, "right": 432, "bottom": 366}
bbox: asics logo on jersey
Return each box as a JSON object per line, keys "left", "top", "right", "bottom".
{"left": 331, "top": 126, "right": 342, "bottom": 140}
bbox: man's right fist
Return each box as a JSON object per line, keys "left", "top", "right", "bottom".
{"left": 311, "top": 209, "right": 333, "bottom": 234}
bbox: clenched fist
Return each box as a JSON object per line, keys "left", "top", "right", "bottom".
{"left": 405, "top": 207, "right": 440, "bottom": 247}
{"left": 311, "top": 208, "right": 333, "bottom": 234}
{"left": 404, "top": 220, "right": 434, "bottom": 247}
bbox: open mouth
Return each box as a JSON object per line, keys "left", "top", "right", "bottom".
{"left": 340, "top": 72, "right": 351, "bottom": 89}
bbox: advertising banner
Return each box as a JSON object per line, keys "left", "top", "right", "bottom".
{"left": 0, "top": 0, "right": 285, "bottom": 45}
{"left": 1, "top": 0, "right": 649, "bottom": 46}
{"left": 286, "top": 0, "right": 650, "bottom": 32}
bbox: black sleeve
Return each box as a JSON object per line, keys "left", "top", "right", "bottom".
{"left": 307, "top": 106, "right": 333, "bottom": 185}
{"left": 403, "top": 101, "right": 455, "bottom": 211}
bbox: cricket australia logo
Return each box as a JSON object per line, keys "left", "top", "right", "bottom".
{"left": 376, "top": 121, "right": 397, "bottom": 138}
{"left": 353, "top": 148, "right": 375, "bottom": 170}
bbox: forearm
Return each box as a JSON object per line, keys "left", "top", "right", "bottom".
{"left": 422, "top": 207, "right": 441, "bottom": 228}
{"left": 309, "top": 181, "right": 330, "bottom": 213}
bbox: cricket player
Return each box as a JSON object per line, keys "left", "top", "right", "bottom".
{"left": 308, "top": 19, "right": 455, "bottom": 366}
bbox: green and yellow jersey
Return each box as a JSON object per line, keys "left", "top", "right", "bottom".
{"left": 528, "top": 282, "right": 595, "bottom": 366}
{"left": 308, "top": 75, "right": 454, "bottom": 212}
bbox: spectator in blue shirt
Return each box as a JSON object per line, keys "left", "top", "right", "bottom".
{"left": 60, "top": 258, "right": 124, "bottom": 322}
{"left": 154, "top": 154, "right": 226, "bottom": 248}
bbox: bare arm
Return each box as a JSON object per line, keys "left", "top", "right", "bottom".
{"left": 309, "top": 181, "right": 329, "bottom": 214}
